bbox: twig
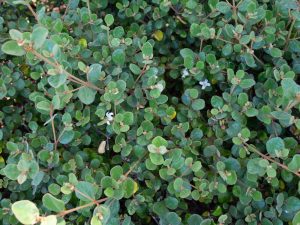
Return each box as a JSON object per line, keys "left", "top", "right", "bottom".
{"left": 49, "top": 105, "right": 57, "bottom": 151}
{"left": 284, "top": 99, "right": 300, "bottom": 112}
{"left": 169, "top": 5, "right": 187, "bottom": 24}
{"left": 241, "top": 43, "right": 264, "bottom": 66}
{"left": 25, "top": 47, "right": 101, "bottom": 91}
{"left": 62, "top": 0, "right": 71, "bottom": 19}
{"left": 118, "top": 153, "right": 147, "bottom": 183}
{"left": 216, "top": 37, "right": 264, "bottom": 66}
{"left": 56, "top": 153, "right": 146, "bottom": 218}
{"left": 56, "top": 128, "right": 66, "bottom": 146}
{"left": 285, "top": 17, "right": 296, "bottom": 50}
{"left": 86, "top": 0, "right": 92, "bottom": 20}
{"left": 134, "top": 64, "right": 147, "bottom": 85}
{"left": 216, "top": 37, "right": 234, "bottom": 44}
{"left": 26, "top": 3, "right": 38, "bottom": 22}
{"left": 63, "top": 86, "right": 84, "bottom": 95}
{"left": 58, "top": 197, "right": 108, "bottom": 217}
{"left": 232, "top": 0, "right": 238, "bottom": 25}
{"left": 74, "top": 187, "right": 99, "bottom": 206}
{"left": 244, "top": 143, "right": 300, "bottom": 177}
{"left": 199, "top": 39, "right": 203, "bottom": 52}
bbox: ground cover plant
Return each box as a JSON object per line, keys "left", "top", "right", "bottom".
{"left": 0, "top": 0, "right": 300, "bottom": 224}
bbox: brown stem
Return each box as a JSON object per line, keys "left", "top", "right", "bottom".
{"left": 284, "top": 99, "right": 300, "bottom": 112}
{"left": 231, "top": 0, "right": 238, "bottom": 25}
{"left": 199, "top": 39, "right": 203, "bottom": 52}
{"left": 58, "top": 197, "right": 108, "bottom": 217}
{"left": 27, "top": 48, "right": 101, "bottom": 91}
{"left": 57, "top": 155, "right": 145, "bottom": 217}
{"left": 134, "top": 64, "right": 147, "bottom": 85}
{"left": 63, "top": 86, "right": 83, "bottom": 95}
{"left": 74, "top": 187, "right": 99, "bottom": 206}
{"left": 244, "top": 143, "right": 300, "bottom": 177}
{"left": 49, "top": 105, "right": 57, "bottom": 151}
{"left": 216, "top": 37, "right": 263, "bottom": 66}
{"left": 118, "top": 153, "right": 147, "bottom": 183}
{"left": 26, "top": 3, "right": 39, "bottom": 22}
{"left": 285, "top": 17, "right": 296, "bottom": 50}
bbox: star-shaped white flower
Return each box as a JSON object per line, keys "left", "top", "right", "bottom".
{"left": 199, "top": 79, "right": 211, "bottom": 90}
{"left": 106, "top": 112, "right": 114, "bottom": 125}
{"left": 181, "top": 68, "right": 189, "bottom": 78}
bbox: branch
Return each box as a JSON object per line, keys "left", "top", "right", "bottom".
{"left": 49, "top": 105, "right": 57, "bottom": 151}
{"left": 26, "top": 3, "right": 39, "bottom": 22}
{"left": 118, "top": 153, "right": 147, "bottom": 183}
{"left": 134, "top": 64, "right": 147, "bottom": 85}
{"left": 58, "top": 197, "right": 108, "bottom": 217}
{"left": 244, "top": 143, "right": 300, "bottom": 177}
{"left": 25, "top": 47, "right": 101, "bottom": 91}
{"left": 285, "top": 17, "right": 296, "bottom": 50}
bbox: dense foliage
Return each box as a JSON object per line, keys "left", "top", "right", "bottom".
{"left": 1, "top": 0, "right": 300, "bottom": 224}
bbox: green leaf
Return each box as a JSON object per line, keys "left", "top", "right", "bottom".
{"left": 216, "top": 2, "right": 231, "bottom": 14}
{"left": 2, "top": 164, "right": 19, "bottom": 180}
{"left": 243, "top": 53, "right": 256, "bottom": 68}
{"left": 288, "top": 155, "right": 300, "bottom": 173}
{"left": 122, "top": 177, "right": 135, "bottom": 198}
{"left": 9, "top": 29, "right": 23, "bottom": 40}
{"left": 293, "top": 211, "right": 300, "bottom": 225}
{"left": 36, "top": 101, "right": 51, "bottom": 114}
{"left": 48, "top": 74, "right": 67, "bottom": 88}
{"left": 59, "top": 130, "right": 74, "bottom": 144}
{"left": 78, "top": 87, "right": 96, "bottom": 105}
{"left": 129, "top": 63, "right": 141, "bottom": 75}
{"left": 281, "top": 78, "right": 300, "bottom": 99}
{"left": 152, "top": 136, "right": 168, "bottom": 147}
{"left": 142, "top": 41, "right": 153, "bottom": 57}
{"left": 240, "top": 79, "right": 255, "bottom": 89}
{"left": 187, "top": 214, "right": 203, "bottom": 225}
{"left": 88, "top": 64, "right": 102, "bottom": 83}
{"left": 42, "top": 193, "right": 65, "bottom": 213}
{"left": 282, "top": 197, "right": 300, "bottom": 221}
{"left": 40, "top": 215, "right": 57, "bottom": 225}
{"left": 180, "top": 48, "right": 194, "bottom": 58}
{"left": 266, "top": 137, "right": 285, "bottom": 157}
{"left": 7, "top": 141, "right": 18, "bottom": 152}
{"left": 110, "top": 165, "right": 123, "bottom": 180}
{"left": 211, "top": 96, "right": 224, "bottom": 108}
{"left": 184, "top": 56, "right": 194, "bottom": 69}
{"left": 165, "top": 212, "right": 181, "bottom": 225}
{"left": 112, "top": 49, "right": 125, "bottom": 66}
{"left": 91, "top": 216, "right": 102, "bottom": 225}
{"left": 222, "top": 43, "right": 233, "bottom": 56}
{"left": 75, "top": 181, "right": 97, "bottom": 201}
{"left": 206, "top": 54, "right": 216, "bottom": 64}
{"left": 12, "top": 200, "right": 40, "bottom": 225}
{"left": 192, "top": 99, "right": 205, "bottom": 110}
{"left": 271, "top": 111, "right": 292, "bottom": 126}
{"left": 174, "top": 177, "right": 184, "bottom": 191}
{"left": 257, "top": 105, "right": 272, "bottom": 124}
{"left": 269, "top": 48, "right": 282, "bottom": 58}
{"left": 190, "top": 23, "right": 201, "bottom": 37}
{"left": 123, "top": 112, "right": 134, "bottom": 125}
{"left": 104, "top": 14, "right": 114, "bottom": 26}
{"left": 149, "top": 152, "right": 164, "bottom": 165}
{"left": 1, "top": 40, "right": 25, "bottom": 56}
{"left": 31, "top": 26, "right": 48, "bottom": 48}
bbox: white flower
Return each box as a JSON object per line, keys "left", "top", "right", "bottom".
{"left": 181, "top": 68, "right": 189, "bottom": 78}
{"left": 199, "top": 79, "right": 211, "bottom": 90}
{"left": 106, "top": 112, "right": 114, "bottom": 125}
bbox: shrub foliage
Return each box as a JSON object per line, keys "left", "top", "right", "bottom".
{"left": 1, "top": 0, "right": 300, "bottom": 224}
